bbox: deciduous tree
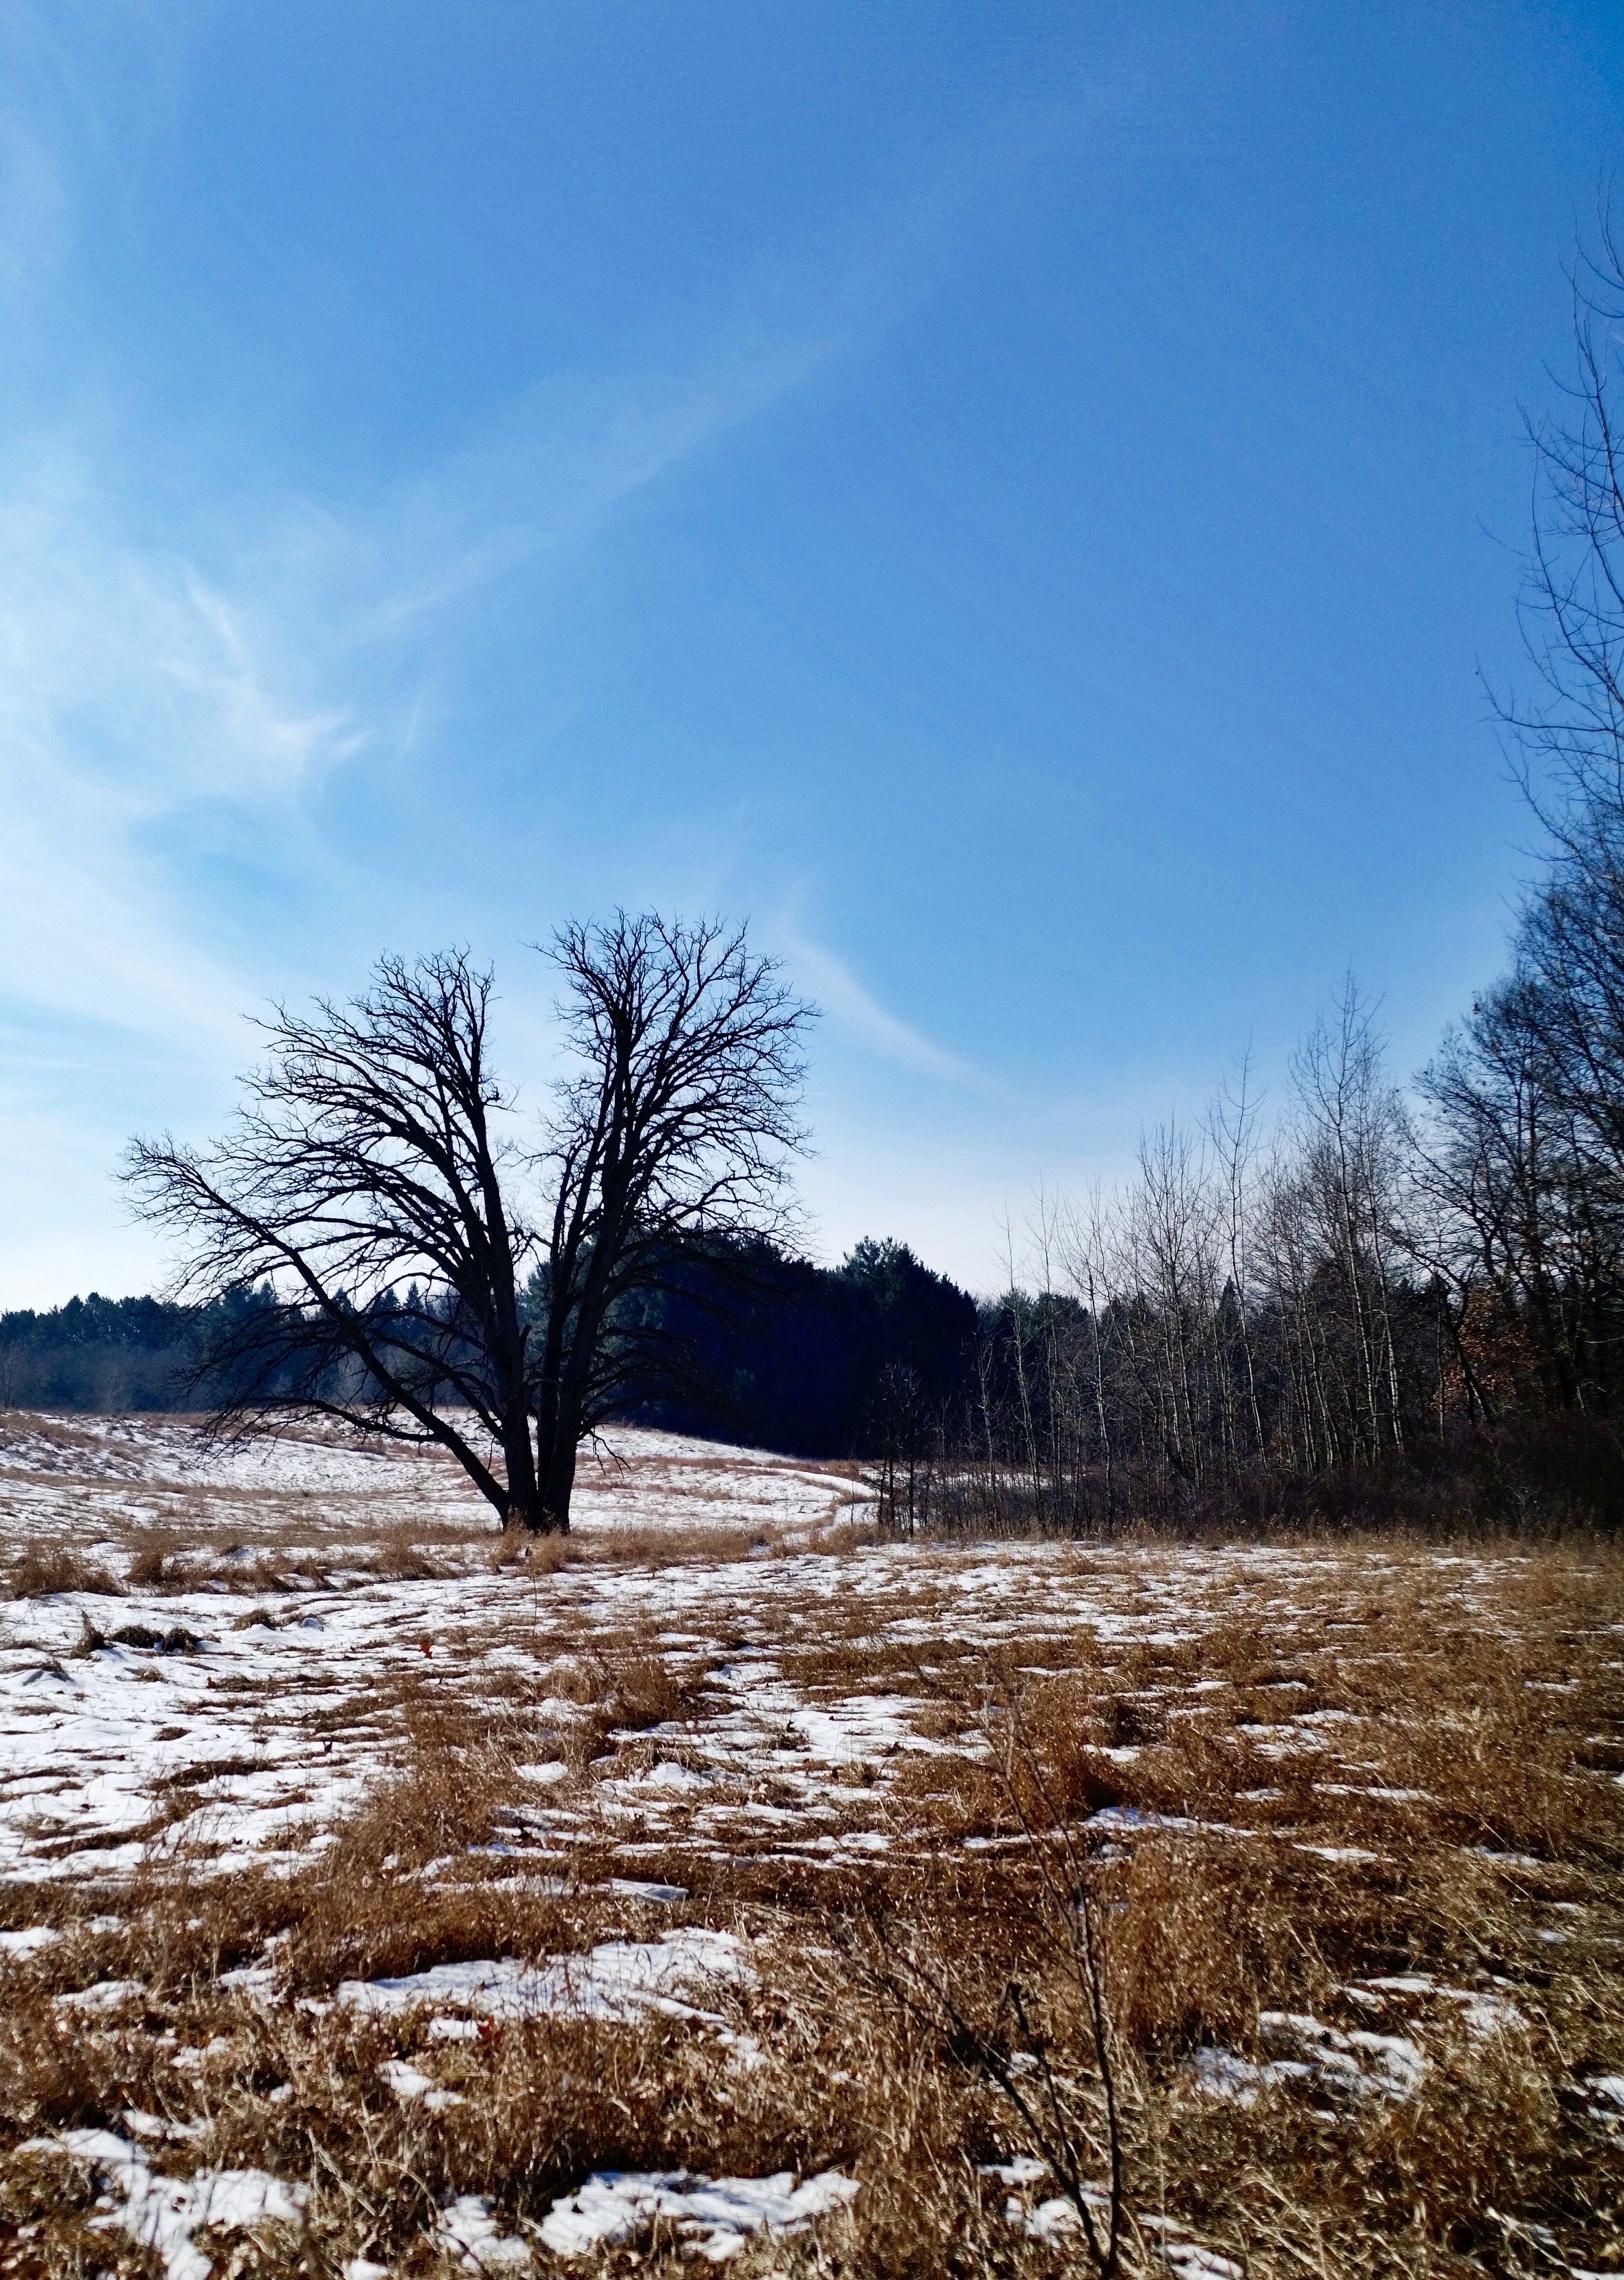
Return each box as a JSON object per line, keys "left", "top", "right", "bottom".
{"left": 124, "top": 915, "right": 813, "bottom": 1532}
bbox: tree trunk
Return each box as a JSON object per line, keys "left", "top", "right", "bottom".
{"left": 539, "top": 1429, "right": 577, "bottom": 1530}
{"left": 501, "top": 1403, "right": 544, "bottom": 1532}
{"left": 533, "top": 1371, "right": 579, "bottom": 1531}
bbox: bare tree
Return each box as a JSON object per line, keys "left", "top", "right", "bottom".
{"left": 123, "top": 951, "right": 544, "bottom": 1523}
{"left": 1057, "top": 1185, "right": 1119, "bottom": 1525}
{"left": 1285, "top": 979, "right": 1412, "bottom": 1457}
{"left": 1409, "top": 210, "right": 1624, "bottom": 1421}
{"left": 1503, "top": 206, "right": 1624, "bottom": 836}
{"left": 1207, "top": 1054, "right": 1268, "bottom": 1467}
{"left": 124, "top": 917, "right": 813, "bottom": 1534}
{"left": 528, "top": 912, "right": 812, "bottom": 1526}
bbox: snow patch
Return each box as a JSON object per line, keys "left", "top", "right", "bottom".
{"left": 0, "top": 1924, "right": 59, "bottom": 1956}
{"left": 340, "top": 1929, "right": 750, "bottom": 2026}
{"left": 537, "top": 2168, "right": 860, "bottom": 2260}
{"left": 377, "top": 2058, "right": 464, "bottom": 2111}
{"left": 56, "top": 1977, "right": 143, "bottom": 2009}
{"left": 436, "top": 2196, "right": 533, "bottom": 2269}
{"left": 1161, "top": 2247, "right": 1244, "bottom": 2279}
{"left": 17, "top": 2129, "right": 305, "bottom": 2280}
{"left": 1192, "top": 2013, "right": 1423, "bottom": 2107}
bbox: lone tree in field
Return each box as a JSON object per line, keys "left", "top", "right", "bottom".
{"left": 124, "top": 915, "right": 813, "bottom": 1531}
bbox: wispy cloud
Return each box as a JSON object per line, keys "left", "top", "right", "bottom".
{"left": 0, "top": 36, "right": 1062, "bottom": 1303}
{"left": 0, "top": 36, "right": 1053, "bottom": 1074}
{"left": 783, "top": 932, "right": 997, "bottom": 1093}
{"left": 0, "top": 311, "right": 838, "bottom": 1305}
{"left": 0, "top": 100, "right": 68, "bottom": 309}
{"left": 0, "top": 445, "right": 369, "bottom": 1045}
{"left": 344, "top": 326, "right": 837, "bottom": 647}
{"left": 0, "top": 315, "right": 836, "bottom": 1054}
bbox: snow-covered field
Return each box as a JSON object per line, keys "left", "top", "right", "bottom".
{"left": 0, "top": 1413, "right": 1327, "bottom": 1890}
{"left": 0, "top": 1410, "right": 1440, "bottom": 1892}
{"left": 0, "top": 1413, "right": 894, "bottom": 1887}
{"left": 1, "top": 1414, "right": 1621, "bottom": 2277}
{"left": 0, "top": 1410, "right": 866, "bottom": 1548}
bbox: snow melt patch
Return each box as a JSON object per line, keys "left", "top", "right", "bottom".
{"left": 437, "top": 2196, "right": 533, "bottom": 2270}
{"left": 55, "top": 1977, "right": 143, "bottom": 2010}
{"left": 377, "top": 2058, "right": 464, "bottom": 2111}
{"left": 1355, "top": 1974, "right": 1526, "bottom": 2039}
{"left": 17, "top": 2129, "right": 305, "bottom": 2280}
{"left": 788, "top": 1695, "right": 914, "bottom": 1763}
{"left": 0, "top": 1924, "right": 60, "bottom": 1956}
{"left": 1011, "top": 2196, "right": 1089, "bottom": 2246}
{"left": 538, "top": 2168, "right": 860, "bottom": 2260}
{"left": 122, "top": 2108, "right": 207, "bottom": 2144}
{"left": 1192, "top": 2013, "right": 1423, "bottom": 2108}
{"left": 639, "top": 1759, "right": 709, "bottom": 1792}
{"left": 978, "top": 2157, "right": 1049, "bottom": 2187}
{"left": 1161, "top": 2247, "right": 1244, "bottom": 2279}
{"left": 340, "top": 1928, "right": 750, "bottom": 2025}
{"left": 980, "top": 2158, "right": 1111, "bottom": 2248}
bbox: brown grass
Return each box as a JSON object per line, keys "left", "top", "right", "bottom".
{"left": 363, "top": 1522, "right": 451, "bottom": 1581}
{"left": 6, "top": 1543, "right": 124, "bottom": 1598}
{"left": 0, "top": 1536, "right": 1620, "bottom": 2277}
{"left": 124, "top": 1529, "right": 184, "bottom": 1588}
{"left": 581, "top": 1521, "right": 786, "bottom": 1567}
{"left": 489, "top": 1526, "right": 584, "bottom": 1574}
{"left": 600, "top": 1648, "right": 694, "bottom": 1730}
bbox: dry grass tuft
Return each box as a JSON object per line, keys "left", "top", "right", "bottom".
{"left": 365, "top": 1522, "right": 450, "bottom": 1581}
{"left": 602, "top": 1649, "right": 692, "bottom": 1731}
{"left": 124, "top": 1529, "right": 184, "bottom": 1588}
{"left": 7, "top": 1542, "right": 124, "bottom": 1599}
{"left": 1104, "top": 1833, "right": 1348, "bottom": 2046}
{"left": 584, "top": 1521, "right": 780, "bottom": 1567}
{"left": 490, "top": 1526, "right": 584, "bottom": 1574}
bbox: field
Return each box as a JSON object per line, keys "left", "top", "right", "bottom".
{"left": 1, "top": 1412, "right": 1621, "bottom": 2280}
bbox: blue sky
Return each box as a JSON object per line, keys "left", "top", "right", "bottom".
{"left": 1, "top": 1, "right": 1621, "bottom": 1305}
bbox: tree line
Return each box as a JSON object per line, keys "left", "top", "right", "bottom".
{"left": 0, "top": 1290, "right": 273, "bottom": 1417}
{"left": 0, "top": 1239, "right": 977, "bottom": 1458}
{"left": 909, "top": 975, "right": 1624, "bottom": 1539}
